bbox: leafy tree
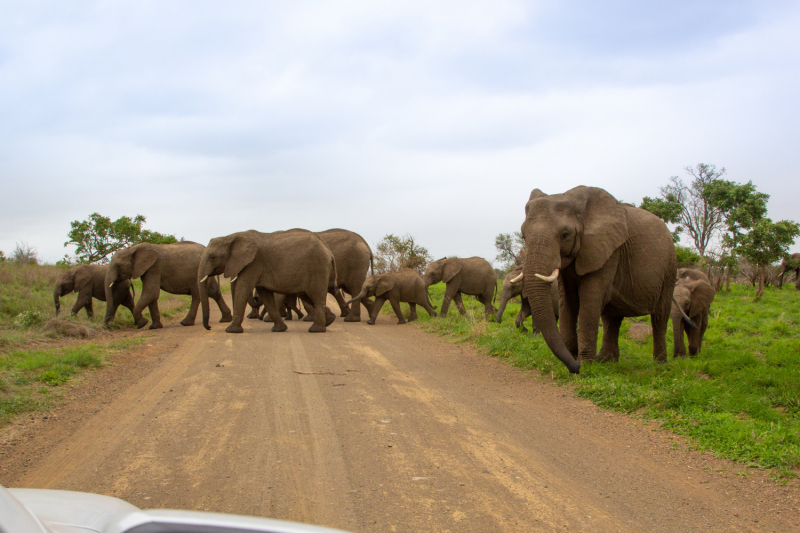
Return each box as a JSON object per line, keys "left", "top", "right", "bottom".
{"left": 494, "top": 232, "right": 525, "bottom": 273}
{"left": 65, "top": 213, "right": 178, "bottom": 264}
{"left": 640, "top": 194, "right": 684, "bottom": 243}
{"left": 12, "top": 242, "right": 39, "bottom": 265}
{"left": 657, "top": 164, "right": 728, "bottom": 258}
{"left": 374, "top": 234, "right": 432, "bottom": 274}
{"left": 738, "top": 218, "right": 800, "bottom": 298}
{"left": 0, "top": 250, "right": 5, "bottom": 265}
{"left": 675, "top": 245, "right": 700, "bottom": 266}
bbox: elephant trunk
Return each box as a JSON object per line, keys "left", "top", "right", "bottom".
{"left": 524, "top": 251, "right": 579, "bottom": 374}
{"left": 345, "top": 287, "right": 368, "bottom": 307}
{"left": 104, "top": 266, "right": 118, "bottom": 325}
{"left": 199, "top": 257, "right": 213, "bottom": 330}
{"left": 495, "top": 290, "right": 511, "bottom": 323}
{"left": 671, "top": 296, "right": 698, "bottom": 330}
{"left": 54, "top": 283, "right": 63, "bottom": 315}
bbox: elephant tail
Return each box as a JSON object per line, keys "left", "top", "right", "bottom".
{"left": 493, "top": 281, "right": 498, "bottom": 305}
{"left": 370, "top": 251, "right": 375, "bottom": 276}
{"left": 672, "top": 296, "right": 698, "bottom": 330}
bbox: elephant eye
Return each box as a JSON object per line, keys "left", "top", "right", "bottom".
{"left": 561, "top": 231, "right": 571, "bottom": 240}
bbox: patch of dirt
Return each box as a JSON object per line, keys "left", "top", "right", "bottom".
{"left": 626, "top": 322, "right": 652, "bottom": 340}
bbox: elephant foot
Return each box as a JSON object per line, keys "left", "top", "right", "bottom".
{"left": 180, "top": 318, "right": 195, "bottom": 327}
{"left": 296, "top": 312, "right": 304, "bottom": 320}
{"left": 303, "top": 315, "right": 314, "bottom": 322}
{"left": 285, "top": 315, "right": 293, "bottom": 321}
{"left": 219, "top": 315, "right": 232, "bottom": 323}
{"left": 135, "top": 318, "right": 149, "bottom": 329}
{"left": 263, "top": 315, "right": 274, "bottom": 322}
{"left": 344, "top": 315, "right": 361, "bottom": 322}
{"left": 324, "top": 307, "right": 336, "bottom": 326}
{"left": 246, "top": 311, "right": 259, "bottom": 319}
{"left": 308, "top": 322, "right": 327, "bottom": 333}
{"left": 596, "top": 349, "right": 618, "bottom": 363}
{"left": 367, "top": 319, "right": 376, "bottom": 325}
{"left": 149, "top": 322, "right": 164, "bottom": 330}
{"left": 271, "top": 323, "right": 288, "bottom": 332}
{"left": 396, "top": 319, "right": 407, "bottom": 325}
{"left": 519, "top": 325, "right": 529, "bottom": 334}
{"left": 225, "top": 324, "right": 244, "bottom": 334}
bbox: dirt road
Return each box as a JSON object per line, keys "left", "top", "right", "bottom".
{"left": 1, "top": 301, "right": 798, "bottom": 532}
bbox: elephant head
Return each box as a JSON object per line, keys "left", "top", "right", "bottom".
{"left": 198, "top": 233, "right": 258, "bottom": 330}
{"left": 54, "top": 267, "right": 93, "bottom": 315}
{"left": 423, "top": 258, "right": 459, "bottom": 287}
{"left": 518, "top": 186, "right": 630, "bottom": 374}
{"left": 104, "top": 243, "right": 159, "bottom": 324}
{"left": 495, "top": 265, "right": 524, "bottom": 323}
{"left": 671, "top": 278, "right": 715, "bottom": 324}
{"left": 344, "top": 275, "right": 393, "bottom": 306}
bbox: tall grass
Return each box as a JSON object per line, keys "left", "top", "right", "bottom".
{"left": 414, "top": 282, "right": 800, "bottom": 477}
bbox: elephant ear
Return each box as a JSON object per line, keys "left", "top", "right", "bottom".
{"left": 442, "top": 260, "right": 462, "bottom": 283}
{"left": 73, "top": 268, "right": 93, "bottom": 291}
{"left": 375, "top": 276, "right": 395, "bottom": 297}
{"left": 572, "top": 186, "right": 630, "bottom": 276}
{"left": 132, "top": 245, "right": 159, "bottom": 279}
{"left": 689, "top": 280, "right": 715, "bottom": 318}
{"left": 224, "top": 236, "right": 258, "bottom": 279}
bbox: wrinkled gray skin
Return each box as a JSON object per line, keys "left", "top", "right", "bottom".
{"left": 198, "top": 229, "right": 336, "bottom": 333}
{"left": 104, "top": 242, "right": 232, "bottom": 329}
{"left": 495, "top": 265, "right": 558, "bottom": 334}
{"left": 423, "top": 257, "right": 497, "bottom": 318}
{"left": 346, "top": 269, "right": 437, "bottom": 325}
{"left": 520, "top": 186, "right": 676, "bottom": 374}
{"left": 55, "top": 264, "right": 134, "bottom": 319}
{"left": 671, "top": 269, "right": 715, "bottom": 357}
{"left": 778, "top": 253, "right": 800, "bottom": 290}
{"left": 316, "top": 229, "right": 375, "bottom": 322}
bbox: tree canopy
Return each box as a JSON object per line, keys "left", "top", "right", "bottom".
{"left": 65, "top": 213, "right": 178, "bottom": 264}
{"left": 494, "top": 232, "right": 525, "bottom": 272}
{"left": 373, "top": 234, "right": 432, "bottom": 274}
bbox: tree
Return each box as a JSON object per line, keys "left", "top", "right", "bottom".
{"left": 640, "top": 194, "right": 684, "bottom": 243}
{"left": 12, "top": 242, "right": 39, "bottom": 265}
{"left": 65, "top": 213, "right": 178, "bottom": 264}
{"left": 658, "top": 164, "right": 728, "bottom": 258}
{"left": 494, "top": 232, "right": 525, "bottom": 273}
{"left": 738, "top": 218, "right": 800, "bottom": 298}
{"left": 373, "top": 234, "right": 432, "bottom": 274}
{"left": 704, "top": 179, "right": 769, "bottom": 290}
{"left": 0, "top": 250, "right": 6, "bottom": 265}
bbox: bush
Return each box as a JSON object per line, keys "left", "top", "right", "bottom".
{"left": 14, "top": 310, "right": 43, "bottom": 329}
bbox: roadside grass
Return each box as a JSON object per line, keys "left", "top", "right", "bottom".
{"left": 0, "top": 337, "right": 146, "bottom": 426}
{"left": 0, "top": 263, "right": 192, "bottom": 352}
{"left": 401, "top": 282, "right": 800, "bottom": 479}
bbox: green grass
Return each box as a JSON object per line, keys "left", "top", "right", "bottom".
{"left": 0, "top": 337, "right": 146, "bottom": 425}
{"left": 407, "top": 282, "right": 800, "bottom": 478}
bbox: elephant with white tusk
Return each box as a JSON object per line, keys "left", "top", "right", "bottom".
{"left": 495, "top": 265, "right": 559, "bottom": 334}
{"left": 520, "top": 186, "right": 676, "bottom": 374}
{"left": 55, "top": 264, "right": 135, "bottom": 319}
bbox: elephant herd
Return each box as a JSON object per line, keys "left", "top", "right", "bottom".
{"left": 53, "top": 185, "right": 796, "bottom": 375}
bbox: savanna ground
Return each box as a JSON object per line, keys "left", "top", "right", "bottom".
{"left": 1, "top": 262, "right": 799, "bottom": 531}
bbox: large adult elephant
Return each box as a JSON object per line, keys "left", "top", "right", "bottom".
{"left": 104, "top": 242, "right": 232, "bottom": 329}
{"left": 778, "top": 253, "right": 800, "bottom": 290}
{"left": 518, "top": 186, "right": 676, "bottom": 374}
{"left": 423, "top": 257, "right": 497, "bottom": 318}
{"left": 54, "top": 264, "right": 134, "bottom": 319}
{"left": 315, "top": 229, "right": 375, "bottom": 322}
{"left": 671, "top": 269, "right": 715, "bottom": 358}
{"left": 495, "top": 264, "right": 558, "bottom": 334}
{"left": 198, "top": 229, "right": 337, "bottom": 333}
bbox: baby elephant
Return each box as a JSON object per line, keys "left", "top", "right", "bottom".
{"left": 495, "top": 265, "right": 559, "bottom": 334}
{"left": 54, "top": 264, "right": 135, "bottom": 319}
{"left": 423, "top": 257, "right": 497, "bottom": 318}
{"left": 346, "top": 269, "right": 437, "bottom": 325}
{"left": 671, "top": 268, "right": 715, "bottom": 357}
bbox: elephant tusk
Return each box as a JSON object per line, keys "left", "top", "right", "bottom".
{"left": 108, "top": 282, "right": 114, "bottom": 288}
{"left": 199, "top": 275, "right": 208, "bottom": 283}
{"left": 510, "top": 271, "right": 524, "bottom": 285}
{"left": 534, "top": 269, "right": 559, "bottom": 283}
{"left": 231, "top": 276, "right": 238, "bottom": 283}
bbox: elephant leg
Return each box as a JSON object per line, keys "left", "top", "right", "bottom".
{"left": 258, "top": 288, "right": 287, "bottom": 332}
{"left": 389, "top": 296, "right": 406, "bottom": 324}
{"left": 331, "top": 288, "right": 350, "bottom": 318}
{"left": 259, "top": 305, "right": 268, "bottom": 320}
{"left": 650, "top": 309, "right": 670, "bottom": 363}
{"left": 673, "top": 319, "right": 687, "bottom": 357}
{"left": 85, "top": 299, "right": 94, "bottom": 319}
{"left": 519, "top": 297, "right": 533, "bottom": 334}
{"left": 698, "top": 311, "right": 709, "bottom": 353}
{"left": 560, "top": 281, "right": 580, "bottom": 357}
{"left": 288, "top": 296, "right": 304, "bottom": 319}
{"left": 132, "top": 275, "right": 160, "bottom": 329}
{"left": 147, "top": 301, "right": 163, "bottom": 329}
{"left": 225, "top": 277, "right": 255, "bottom": 333}
{"left": 367, "top": 297, "right": 386, "bottom": 325}
{"left": 439, "top": 283, "right": 459, "bottom": 317}
{"left": 453, "top": 292, "right": 467, "bottom": 316}
{"left": 361, "top": 296, "right": 375, "bottom": 316}
{"left": 408, "top": 302, "right": 418, "bottom": 322}
{"left": 598, "top": 315, "right": 622, "bottom": 362}
{"left": 303, "top": 291, "right": 333, "bottom": 332}
{"left": 181, "top": 287, "right": 201, "bottom": 327}
{"left": 688, "top": 324, "right": 702, "bottom": 356}
{"left": 343, "top": 284, "right": 363, "bottom": 322}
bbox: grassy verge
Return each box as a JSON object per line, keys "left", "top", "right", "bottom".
{"left": 400, "top": 282, "right": 800, "bottom": 480}
{"left": 0, "top": 337, "right": 146, "bottom": 425}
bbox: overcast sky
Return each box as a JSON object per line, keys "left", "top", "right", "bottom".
{"left": 1, "top": 0, "right": 798, "bottom": 264}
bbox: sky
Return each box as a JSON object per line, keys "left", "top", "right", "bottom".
{"left": 1, "top": 0, "right": 798, "bottom": 264}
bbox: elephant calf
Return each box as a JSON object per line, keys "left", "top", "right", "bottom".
{"left": 423, "top": 256, "right": 497, "bottom": 318}
{"left": 346, "top": 269, "right": 437, "bottom": 325}
{"left": 495, "top": 265, "right": 558, "bottom": 334}
{"left": 671, "top": 268, "right": 715, "bottom": 357}
{"left": 54, "top": 264, "right": 134, "bottom": 319}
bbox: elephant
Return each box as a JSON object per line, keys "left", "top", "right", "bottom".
{"left": 54, "top": 264, "right": 134, "bottom": 319}
{"left": 518, "top": 186, "right": 676, "bottom": 374}
{"left": 345, "top": 268, "right": 437, "bottom": 325}
{"left": 423, "top": 257, "right": 497, "bottom": 318}
{"left": 495, "top": 264, "right": 559, "bottom": 334}
{"left": 315, "top": 229, "right": 375, "bottom": 322}
{"left": 778, "top": 253, "right": 800, "bottom": 290}
{"left": 198, "top": 229, "right": 337, "bottom": 333}
{"left": 677, "top": 267, "right": 710, "bottom": 284}
{"left": 671, "top": 272, "right": 715, "bottom": 357}
{"left": 104, "top": 242, "right": 232, "bottom": 329}
{"left": 247, "top": 291, "right": 304, "bottom": 321}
